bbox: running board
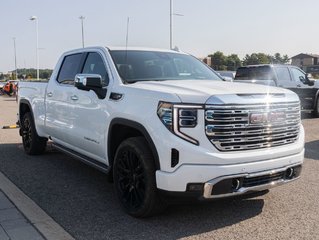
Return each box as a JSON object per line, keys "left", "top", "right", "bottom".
{"left": 52, "top": 143, "right": 109, "bottom": 173}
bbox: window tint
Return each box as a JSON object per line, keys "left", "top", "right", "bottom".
{"left": 82, "top": 52, "right": 109, "bottom": 86}
{"left": 235, "top": 66, "right": 275, "bottom": 80}
{"left": 290, "top": 68, "right": 306, "bottom": 82}
{"left": 57, "top": 54, "right": 82, "bottom": 84}
{"left": 274, "top": 67, "right": 290, "bottom": 82}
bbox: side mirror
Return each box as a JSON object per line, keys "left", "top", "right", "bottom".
{"left": 74, "top": 74, "right": 107, "bottom": 99}
{"left": 75, "top": 74, "right": 103, "bottom": 90}
{"left": 305, "top": 74, "right": 315, "bottom": 86}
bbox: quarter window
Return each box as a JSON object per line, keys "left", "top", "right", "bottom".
{"left": 82, "top": 52, "right": 109, "bottom": 86}
{"left": 57, "top": 53, "right": 82, "bottom": 84}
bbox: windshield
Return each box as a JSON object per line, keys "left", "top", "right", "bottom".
{"left": 235, "top": 66, "right": 275, "bottom": 80}
{"left": 110, "top": 50, "right": 222, "bottom": 83}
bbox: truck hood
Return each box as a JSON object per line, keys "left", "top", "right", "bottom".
{"left": 133, "top": 80, "right": 294, "bottom": 103}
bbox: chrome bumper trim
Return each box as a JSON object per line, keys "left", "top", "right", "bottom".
{"left": 203, "top": 163, "right": 301, "bottom": 199}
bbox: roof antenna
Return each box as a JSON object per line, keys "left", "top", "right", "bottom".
{"left": 123, "top": 17, "right": 130, "bottom": 83}
{"left": 125, "top": 17, "right": 130, "bottom": 51}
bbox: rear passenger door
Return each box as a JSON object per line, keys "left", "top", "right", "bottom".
{"left": 45, "top": 53, "right": 83, "bottom": 145}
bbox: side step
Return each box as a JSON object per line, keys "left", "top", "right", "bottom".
{"left": 52, "top": 143, "right": 109, "bottom": 173}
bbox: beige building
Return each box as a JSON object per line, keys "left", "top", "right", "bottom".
{"left": 291, "top": 53, "right": 319, "bottom": 73}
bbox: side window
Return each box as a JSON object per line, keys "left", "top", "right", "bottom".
{"left": 290, "top": 68, "right": 306, "bottom": 83}
{"left": 274, "top": 67, "right": 291, "bottom": 82}
{"left": 57, "top": 53, "right": 82, "bottom": 84}
{"left": 82, "top": 52, "right": 109, "bottom": 86}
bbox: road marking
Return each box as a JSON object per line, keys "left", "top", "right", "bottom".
{"left": 0, "top": 171, "right": 75, "bottom": 240}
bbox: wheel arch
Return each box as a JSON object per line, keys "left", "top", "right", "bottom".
{"left": 19, "top": 99, "right": 33, "bottom": 124}
{"left": 108, "top": 118, "right": 160, "bottom": 170}
{"left": 314, "top": 89, "right": 319, "bottom": 109}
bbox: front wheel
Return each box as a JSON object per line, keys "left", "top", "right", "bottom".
{"left": 21, "top": 112, "right": 47, "bottom": 155}
{"left": 113, "top": 137, "right": 166, "bottom": 217}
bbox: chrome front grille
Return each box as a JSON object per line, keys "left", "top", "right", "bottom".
{"left": 205, "top": 102, "right": 300, "bottom": 151}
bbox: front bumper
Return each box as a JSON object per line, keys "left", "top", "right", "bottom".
{"left": 156, "top": 149, "right": 304, "bottom": 196}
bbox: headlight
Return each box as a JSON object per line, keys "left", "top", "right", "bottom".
{"left": 157, "top": 101, "right": 202, "bottom": 145}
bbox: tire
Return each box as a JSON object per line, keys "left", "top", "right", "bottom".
{"left": 21, "top": 112, "right": 47, "bottom": 155}
{"left": 313, "top": 97, "right": 319, "bottom": 118}
{"left": 113, "top": 137, "right": 166, "bottom": 217}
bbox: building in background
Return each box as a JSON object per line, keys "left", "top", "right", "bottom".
{"left": 291, "top": 53, "right": 319, "bottom": 75}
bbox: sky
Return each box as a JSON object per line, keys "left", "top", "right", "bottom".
{"left": 1, "top": 0, "right": 319, "bottom": 72}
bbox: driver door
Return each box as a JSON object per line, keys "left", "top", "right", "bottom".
{"left": 288, "top": 67, "right": 316, "bottom": 110}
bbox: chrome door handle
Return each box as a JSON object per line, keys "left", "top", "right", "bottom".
{"left": 71, "top": 95, "right": 79, "bottom": 101}
{"left": 47, "top": 92, "right": 53, "bottom": 97}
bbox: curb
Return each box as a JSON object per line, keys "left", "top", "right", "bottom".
{"left": 0, "top": 172, "right": 75, "bottom": 240}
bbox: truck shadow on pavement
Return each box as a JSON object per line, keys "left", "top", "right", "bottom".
{"left": 0, "top": 143, "right": 264, "bottom": 240}
{"left": 305, "top": 140, "right": 319, "bottom": 160}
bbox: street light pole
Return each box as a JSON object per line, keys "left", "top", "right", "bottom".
{"left": 79, "top": 16, "right": 85, "bottom": 48}
{"left": 170, "top": 0, "right": 173, "bottom": 49}
{"left": 169, "top": 0, "right": 183, "bottom": 50}
{"left": 30, "top": 16, "right": 39, "bottom": 80}
{"left": 13, "top": 37, "right": 18, "bottom": 80}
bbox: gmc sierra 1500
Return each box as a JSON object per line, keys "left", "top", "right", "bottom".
{"left": 18, "top": 47, "right": 304, "bottom": 217}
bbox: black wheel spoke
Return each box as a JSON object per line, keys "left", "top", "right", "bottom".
{"left": 116, "top": 146, "right": 146, "bottom": 211}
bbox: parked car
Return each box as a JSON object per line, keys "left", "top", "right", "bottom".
{"left": 18, "top": 47, "right": 304, "bottom": 217}
{"left": 216, "top": 70, "right": 235, "bottom": 81}
{"left": 234, "top": 64, "right": 319, "bottom": 116}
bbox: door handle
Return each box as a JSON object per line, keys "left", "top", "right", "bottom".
{"left": 71, "top": 95, "right": 79, "bottom": 101}
{"left": 297, "top": 84, "right": 301, "bottom": 87}
{"left": 47, "top": 92, "right": 53, "bottom": 97}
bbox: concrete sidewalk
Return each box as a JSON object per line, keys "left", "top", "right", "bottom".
{"left": 0, "top": 190, "right": 45, "bottom": 240}
{"left": 0, "top": 171, "right": 74, "bottom": 240}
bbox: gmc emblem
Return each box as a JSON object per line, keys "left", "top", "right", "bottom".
{"left": 250, "top": 112, "right": 285, "bottom": 124}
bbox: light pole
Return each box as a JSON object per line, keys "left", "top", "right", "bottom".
{"left": 30, "top": 16, "right": 39, "bottom": 80}
{"left": 13, "top": 37, "right": 18, "bottom": 80}
{"left": 169, "top": 0, "right": 183, "bottom": 50}
{"left": 79, "top": 16, "right": 85, "bottom": 48}
{"left": 170, "top": 0, "right": 173, "bottom": 49}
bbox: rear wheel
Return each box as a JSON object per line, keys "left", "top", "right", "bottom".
{"left": 313, "top": 97, "right": 319, "bottom": 118}
{"left": 21, "top": 112, "right": 47, "bottom": 155}
{"left": 113, "top": 137, "right": 166, "bottom": 217}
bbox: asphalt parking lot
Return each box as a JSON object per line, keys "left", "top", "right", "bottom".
{"left": 0, "top": 95, "right": 318, "bottom": 240}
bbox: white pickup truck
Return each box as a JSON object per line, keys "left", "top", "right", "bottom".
{"left": 18, "top": 47, "right": 304, "bottom": 217}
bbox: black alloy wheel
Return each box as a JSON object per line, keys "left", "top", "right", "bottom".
{"left": 113, "top": 137, "right": 166, "bottom": 217}
{"left": 21, "top": 112, "right": 47, "bottom": 155}
{"left": 22, "top": 115, "right": 32, "bottom": 152}
{"left": 116, "top": 148, "right": 146, "bottom": 211}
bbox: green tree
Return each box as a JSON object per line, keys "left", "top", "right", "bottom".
{"left": 242, "top": 53, "right": 270, "bottom": 65}
{"left": 269, "top": 53, "right": 290, "bottom": 64}
{"left": 209, "top": 51, "right": 227, "bottom": 70}
{"left": 226, "top": 54, "right": 242, "bottom": 71}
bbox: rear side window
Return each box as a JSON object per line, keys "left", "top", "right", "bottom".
{"left": 82, "top": 52, "right": 109, "bottom": 86}
{"left": 235, "top": 66, "right": 274, "bottom": 80}
{"left": 57, "top": 53, "right": 82, "bottom": 84}
{"left": 274, "top": 67, "right": 291, "bottom": 82}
